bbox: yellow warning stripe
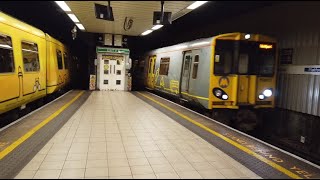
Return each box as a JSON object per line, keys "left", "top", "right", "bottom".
{"left": 137, "top": 92, "right": 301, "bottom": 179}
{"left": 0, "top": 91, "right": 84, "bottom": 160}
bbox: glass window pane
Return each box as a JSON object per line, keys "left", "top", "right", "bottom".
{"left": 0, "top": 35, "right": 14, "bottom": 73}
{"left": 56, "top": 50, "right": 63, "bottom": 69}
{"left": 117, "top": 70, "right": 121, "bottom": 75}
{"left": 22, "top": 41, "right": 40, "bottom": 72}
{"left": 192, "top": 55, "right": 199, "bottom": 79}
{"left": 116, "top": 80, "right": 121, "bottom": 85}
{"left": 160, "top": 58, "right": 170, "bottom": 75}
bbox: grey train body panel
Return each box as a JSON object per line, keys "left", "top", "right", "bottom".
{"left": 145, "top": 37, "right": 214, "bottom": 109}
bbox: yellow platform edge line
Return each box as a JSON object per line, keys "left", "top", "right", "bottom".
{"left": 137, "top": 92, "right": 301, "bottom": 179}
{"left": 0, "top": 91, "right": 85, "bottom": 160}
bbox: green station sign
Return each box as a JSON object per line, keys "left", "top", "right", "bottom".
{"left": 96, "top": 47, "right": 130, "bottom": 55}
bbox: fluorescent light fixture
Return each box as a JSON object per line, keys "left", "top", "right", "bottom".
{"left": 55, "top": 1, "right": 71, "bottom": 12}
{"left": 141, "top": 30, "right": 153, "bottom": 36}
{"left": 76, "top": 23, "right": 85, "bottom": 30}
{"left": 0, "top": 44, "right": 12, "bottom": 49}
{"left": 68, "top": 14, "right": 79, "bottom": 23}
{"left": 152, "top": 25, "right": 163, "bottom": 30}
{"left": 191, "top": 41, "right": 209, "bottom": 47}
{"left": 187, "top": 1, "right": 208, "bottom": 10}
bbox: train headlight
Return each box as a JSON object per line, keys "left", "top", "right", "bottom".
{"left": 222, "top": 94, "right": 228, "bottom": 100}
{"left": 214, "top": 89, "right": 222, "bottom": 97}
{"left": 258, "top": 94, "right": 265, "bottom": 100}
{"left": 263, "top": 89, "right": 272, "bottom": 97}
{"left": 213, "top": 88, "right": 228, "bottom": 100}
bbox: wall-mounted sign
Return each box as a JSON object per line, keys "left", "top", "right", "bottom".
{"left": 96, "top": 47, "right": 130, "bottom": 54}
{"left": 279, "top": 48, "right": 293, "bottom": 64}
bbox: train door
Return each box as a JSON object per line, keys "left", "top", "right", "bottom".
{"left": 147, "top": 56, "right": 156, "bottom": 89}
{"left": 188, "top": 50, "right": 200, "bottom": 95}
{"left": 237, "top": 54, "right": 250, "bottom": 104}
{"left": 180, "top": 51, "right": 192, "bottom": 99}
{"left": 21, "top": 41, "right": 42, "bottom": 96}
{"left": 0, "top": 34, "right": 19, "bottom": 106}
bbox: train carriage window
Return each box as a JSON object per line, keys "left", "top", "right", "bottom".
{"left": 192, "top": 55, "right": 199, "bottom": 79}
{"left": 159, "top": 57, "right": 170, "bottom": 75}
{"left": 0, "top": 35, "right": 14, "bottom": 73}
{"left": 63, "top": 52, "right": 69, "bottom": 69}
{"left": 22, "top": 41, "right": 40, "bottom": 72}
{"left": 56, "top": 50, "right": 63, "bottom": 69}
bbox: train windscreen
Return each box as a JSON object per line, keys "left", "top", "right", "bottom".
{"left": 214, "top": 40, "right": 276, "bottom": 76}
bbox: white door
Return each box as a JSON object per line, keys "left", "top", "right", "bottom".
{"left": 100, "top": 56, "right": 125, "bottom": 90}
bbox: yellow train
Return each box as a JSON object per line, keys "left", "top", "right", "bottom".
{"left": 144, "top": 32, "right": 277, "bottom": 131}
{"left": 0, "top": 12, "right": 70, "bottom": 115}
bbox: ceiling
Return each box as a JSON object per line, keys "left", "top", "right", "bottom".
{"left": 66, "top": 1, "right": 195, "bottom": 36}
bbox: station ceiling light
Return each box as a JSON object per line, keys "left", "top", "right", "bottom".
{"left": 141, "top": 30, "right": 153, "bottom": 36}
{"left": 76, "top": 23, "right": 85, "bottom": 30}
{"left": 55, "top": 1, "right": 85, "bottom": 31}
{"left": 55, "top": 1, "right": 71, "bottom": 12}
{"left": 152, "top": 24, "right": 164, "bottom": 30}
{"left": 187, "top": 1, "right": 208, "bottom": 10}
{"left": 68, "top": 14, "right": 80, "bottom": 23}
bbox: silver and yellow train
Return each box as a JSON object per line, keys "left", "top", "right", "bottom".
{"left": 0, "top": 12, "right": 70, "bottom": 115}
{"left": 144, "top": 32, "right": 277, "bottom": 131}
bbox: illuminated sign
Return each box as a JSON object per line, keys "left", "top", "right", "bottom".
{"left": 259, "top": 44, "right": 273, "bottom": 49}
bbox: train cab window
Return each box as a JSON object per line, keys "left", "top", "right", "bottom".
{"left": 22, "top": 41, "right": 40, "bottom": 72}
{"left": 192, "top": 55, "right": 199, "bottom": 79}
{"left": 159, "top": 57, "right": 170, "bottom": 75}
{"left": 63, "top": 53, "right": 69, "bottom": 69}
{"left": 214, "top": 40, "right": 236, "bottom": 75}
{"left": 56, "top": 50, "right": 63, "bottom": 69}
{"left": 0, "top": 35, "right": 14, "bottom": 73}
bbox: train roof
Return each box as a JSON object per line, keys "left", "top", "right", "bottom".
{"left": 0, "top": 11, "right": 45, "bottom": 38}
{"left": 148, "top": 36, "right": 215, "bottom": 55}
{"left": 0, "top": 11, "right": 65, "bottom": 47}
{"left": 146, "top": 32, "right": 276, "bottom": 55}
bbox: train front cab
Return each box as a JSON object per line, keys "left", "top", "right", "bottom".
{"left": 46, "top": 34, "right": 70, "bottom": 95}
{"left": 0, "top": 12, "right": 47, "bottom": 115}
{"left": 209, "top": 33, "right": 277, "bottom": 130}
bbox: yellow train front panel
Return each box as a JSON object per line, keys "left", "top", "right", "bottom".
{"left": 0, "top": 12, "right": 47, "bottom": 114}
{"left": 209, "top": 33, "right": 277, "bottom": 109}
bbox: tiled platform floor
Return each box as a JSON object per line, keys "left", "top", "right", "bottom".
{"left": 15, "top": 91, "right": 261, "bottom": 179}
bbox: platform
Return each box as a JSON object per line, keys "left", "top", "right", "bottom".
{"left": 11, "top": 91, "right": 259, "bottom": 179}
{"left": 0, "top": 91, "right": 318, "bottom": 179}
